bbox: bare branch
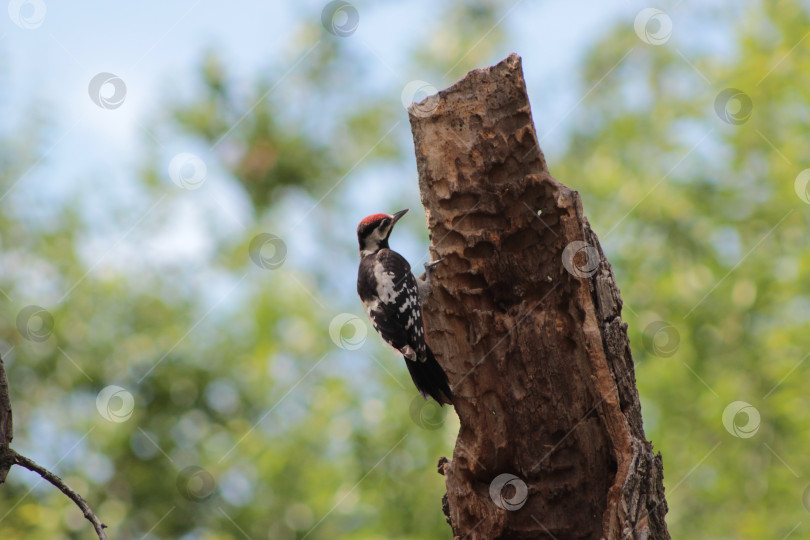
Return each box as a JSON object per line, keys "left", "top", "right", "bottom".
{"left": 11, "top": 449, "right": 109, "bottom": 539}
{"left": 0, "top": 355, "right": 110, "bottom": 540}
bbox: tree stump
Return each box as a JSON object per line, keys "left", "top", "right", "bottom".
{"left": 408, "top": 53, "right": 669, "bottom": 540}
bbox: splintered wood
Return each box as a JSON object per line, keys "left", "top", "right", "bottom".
{"left": 408, "top": 53, "right": 670, "bottom": 540}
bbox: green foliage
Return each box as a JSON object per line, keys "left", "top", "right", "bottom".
{"left": 554, "top": 2, "right": 810, "bottom": 537}
{"left": 172, "top": 53, "right": 337, "bottom": 214}
{"left": 1, "top": 1, "right": 807, "bottom": 539}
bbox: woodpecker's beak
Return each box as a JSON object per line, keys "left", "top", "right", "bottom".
{"left": 391, "top": 208, "right": 409, "bottom": 226}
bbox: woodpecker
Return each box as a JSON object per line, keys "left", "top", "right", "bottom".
{"left": 356, "top": 209, "right": 453, "bottom": 405}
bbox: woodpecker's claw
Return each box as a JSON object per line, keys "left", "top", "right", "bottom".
{"left": 418, "top": 258, "right": 444, "bottom": 299}
{"left": 424, "top": 257, "right": 445, "bottom": 272}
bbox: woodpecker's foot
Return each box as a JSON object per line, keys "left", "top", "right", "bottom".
{"left": 417, "top": 258, "right": 443, "bottom": 300}
{"left": 424, "top": 257, "right": 445, "bottom": 273}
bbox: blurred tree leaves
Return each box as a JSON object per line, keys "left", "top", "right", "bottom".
{"left": 1, "top": 1, "right": 809, "bottom": 539}
{"left": 554, "top": 2, "right": 810, "bottom": 538}
{"left": 172, "top": 53, "right": 337, "bottom": 214}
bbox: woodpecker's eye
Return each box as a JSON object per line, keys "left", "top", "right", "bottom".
{"left": 380, "top": 218, "right": 390, "bottom": 227}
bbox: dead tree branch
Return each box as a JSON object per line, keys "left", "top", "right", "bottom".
{"left": 408, "top": 53, "right": 669, "bottom": 540}
{"left": 0, "top": 355, "right": 109, "bottom": 540}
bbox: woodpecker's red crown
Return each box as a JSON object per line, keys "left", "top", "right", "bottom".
{"left": 358, "top": 213, "right": 390, "bottom": 229}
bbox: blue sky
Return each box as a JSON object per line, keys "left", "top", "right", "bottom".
{"left": 0, "top": 0, "right": 640, "bottom": 312}
{"left": 0, "top": 0, "right": 632, "bottom": 203}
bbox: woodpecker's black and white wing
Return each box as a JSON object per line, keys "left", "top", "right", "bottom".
{"left": 357, "top": 249, "right": 426, "bottom": 362}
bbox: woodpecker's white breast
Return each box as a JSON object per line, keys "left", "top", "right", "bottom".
{"left": 373, "top": 259, "right": 399, "bottom": 303}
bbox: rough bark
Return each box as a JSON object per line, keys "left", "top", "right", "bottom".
{"left": 0, "top": 355, "right": 14, "bottom": 484}
{"left": 408, "top": 53, "right": 669, "bottom": 540}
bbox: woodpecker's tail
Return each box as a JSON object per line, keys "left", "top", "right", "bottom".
{"left": 405, "top": 347, "right": 453, "bottom": 405}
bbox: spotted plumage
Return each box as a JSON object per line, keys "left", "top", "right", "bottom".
{"left": 356, "top": 209, "right": 452, "bottom": 404}
{"left": 360, "top": 249, "right": 425, "bottom": 359}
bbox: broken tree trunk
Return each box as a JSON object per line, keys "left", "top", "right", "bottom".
{"left": 408, "top": 53, "right": 669, "bottom": 540}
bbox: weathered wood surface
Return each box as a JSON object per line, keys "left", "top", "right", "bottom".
{"left": 408, "top": 53, "right": 669, "bottom": 540}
